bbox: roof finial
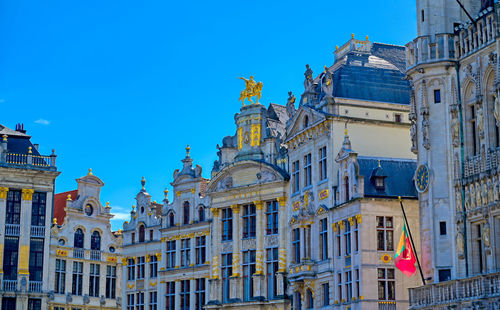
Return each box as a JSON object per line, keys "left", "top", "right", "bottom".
{"left": 141, "top": 176, "right": 146, "bottom": 190}
{"left": 186, "top": 144, "right": 191, "bottom": 157}
{"left": 365, "top": 35, "right": 369, "bottom": 41}
{"left": 164, "top": 187, "right": 169, "bottom": 199}
{"left": 378, "top": 159, "right": 381, "bottom": 167}
{"left": 88, "top": 168, "right": 93, "bottom": 176}
{"left": 53, "top": 217, "right": 57, "bottom": 225}
{"left": 344, "top": 121, "right": 349, "bottom": 136}
{"left": 67, "top": 194, "right": 72, "bottom": 201}
{"left": 2, "top": 135, "right": 7, "bottom": 142}
{"left": 351, "top": 33, "right": 355, "bottom": 39}
{"left": 28, "top": 146, "right": 32, "bottom": 154}
{"left": 105, "top": 201, "right": 110, "bottom": 209}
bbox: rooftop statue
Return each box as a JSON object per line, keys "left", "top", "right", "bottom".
{"left": 239, "top": 76, "right": 263, "bottom": 105}
{"left": 304, "top": 64, "right": 313, "bottom": 89}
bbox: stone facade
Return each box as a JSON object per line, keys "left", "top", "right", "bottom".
{"left": 0, "top": 124, "right": 59, "bottom": 310}
{"left": 285, "top": 37, "right": 420, "bottom": 310}
{"left": 406, "top": 0, "right": 500, "bottom": 309}
{"left": 121, "top": 149, "right": 211, "bottom": 310}
{"left": 48, "top": 171, "right": 122, "bottom": 310}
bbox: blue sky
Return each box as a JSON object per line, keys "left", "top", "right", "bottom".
{"left": 0, "top": 0, "right": 416, "bottom": 230}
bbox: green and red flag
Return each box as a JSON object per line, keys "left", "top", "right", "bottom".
{"left": 395, "top": 223, "right": 417, "bottom": 277}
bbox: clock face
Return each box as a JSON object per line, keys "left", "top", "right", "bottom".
{"left": 415, "top": 164, "right": 430, "bottom": 193}
{"left": 85, "top": 204, "right": 93, "bottom": 216}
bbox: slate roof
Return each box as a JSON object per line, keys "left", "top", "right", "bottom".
{"left": 357, "top": 157, "right": 417, "bottom": 199}
{"left": 267, "top": 103, "right": 289, "bottom": 139}
{"left": 0, "top": 124, "right": 42, "bottom": 156}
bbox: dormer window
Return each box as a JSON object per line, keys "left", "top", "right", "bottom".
{"left": 168, "top": 212, "right": 175, "bottom": 227}
{"left": 183, "top": 202, "right": 190, "bottom": 225}
{"left": 374, "top": 177, "right": 385, "bottom": 190}
{"left": 198, "top": 206, "right": 205, "bottom": 222}
{"left": 139, "top": 225, "right": 145, "bottom": 242}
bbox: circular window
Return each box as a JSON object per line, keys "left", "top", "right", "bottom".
{"left": 109, "top": 246, "right": 115, "bottom": 253}
{"left": 58, "top": 239, "right": 65, "bottom": 246}
{"left": 85, "top": 204, "right": 93, "bottom": 216}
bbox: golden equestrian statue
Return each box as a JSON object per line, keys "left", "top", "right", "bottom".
{"left": 239, "top": 76, "right": 263, "bottom": 105}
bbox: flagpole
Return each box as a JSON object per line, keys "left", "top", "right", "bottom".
{"left": 398, "top": 196, "right": 426, "bottom": 285}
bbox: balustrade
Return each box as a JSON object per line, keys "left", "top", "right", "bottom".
{"left": 5, "top": 224, "right": 20, "bottom": 236}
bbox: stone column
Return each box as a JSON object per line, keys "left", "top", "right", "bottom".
{"left": 19, "top": 189, "right": 34, "bottom": 286}
{"left": 229, "top": 204, "right": 241, "bottom": 301}
{"left": 190, "top": 278, "right": 196, "bottom": 310}
{"left": 175, "top": 280, "right": 181, "bottom": 310}
{"left": 175, "top": 238, "right": 181, "bottom": 269}
{"left": 209, "top": 208, "right": 221, "bottom": 303}
{"left": 252, "top": 200, "right": 265, "bottom": 300}
{"left": 300, "top": 226, "right": 306, "bottom": 261}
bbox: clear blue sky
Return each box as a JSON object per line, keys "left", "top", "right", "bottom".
{"left": 0, "top": 0, "right": 416, "bottom": 230}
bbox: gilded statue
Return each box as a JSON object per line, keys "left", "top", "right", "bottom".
{"left": 239, "top": 76, "right": 263, "bottom": 105}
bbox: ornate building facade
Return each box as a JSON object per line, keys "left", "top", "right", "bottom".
{"left": 121, "top": 149, "right": 211, "bottom": 310}
{"left": 205, "top": 101, "right": 290, "bottom": 309}
{"left": 0, "top": 124, "right": 59, "bottom": 310}
{"left": 405, "top": 0, "right": 500, "bottom": 308}
{"left": 48, "top": 171, "right": 122, "bottom": 310}
{"left": 285, "top": 37, "right": 420, "bottom": 310}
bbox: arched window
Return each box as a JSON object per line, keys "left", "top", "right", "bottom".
{"left": 183, "top": 201, "right": 190, "bottom": 225}
{"left": 295, "top": 291, "right": 302, "bottom": 310}
{"left": 139, "top": 225, "right": 145, "bottom": 242}
{"left": 306, "top": 289, "right": 314, "bottom": 309}
{"left": 74, "top": 228, "right": 84, "bottom": 248}
{"left": 304, "top": 116, "right": 309, "bottom": 129}
{"left": 198, "top": 206, "right": 205, "bottom": 222}
{"left": 91, "top": 231, "right": 101, "bottom": 250}
{"left": 344, "top": 176, "right": 350, "bottom": 202}
{"left": 169, "top": 212, "right": 175, "bottom": 227}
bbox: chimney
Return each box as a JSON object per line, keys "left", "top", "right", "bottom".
{"left": 15, "top": 123, "right": 26, "bottom": 134}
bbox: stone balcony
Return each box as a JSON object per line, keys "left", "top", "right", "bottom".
{"left": 462, "top": 147, "right": 500, "bottom": 179}
{"left": 408, "top": 272, "right": 500, "bottom": 309}
{"left": 0, "top": 150, "right": 57, "bottom": 171}
{"left": 406, "top": 33, "right": 456, "bottom": 69}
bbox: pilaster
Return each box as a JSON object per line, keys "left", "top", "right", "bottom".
{"left": 0, "top": 187, "right": 8, "bottom": 277}
{"left": 18, "top": 188, "right": 34, "bottom": 279}
{"left": 230, "top": 204, "right": 241, "bottom": 277}
{"left": 254, "top": 201, "right": 264, "bottom": 275}
{"left": 210, "top": 208, "right": 220, "bottom": 280}
{"left": 277, "top": 197, "right": 287, "bottom": 272}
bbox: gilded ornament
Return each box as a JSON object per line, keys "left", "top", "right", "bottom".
{"left": 0, "top": 187, "right": 9, "bottom": 199}
{"left": 239, "top": 76, "right": 263, "bottom": 105}
{"left": 22, "top": 188, "right": 34, "bottom": 201}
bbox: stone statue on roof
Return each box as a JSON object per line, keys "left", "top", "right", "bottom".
{"left": 286, "top": 91, "right": 296, "bottom": 118}
{"left": 304, "top": 64, "right": 313, "bottom": 89}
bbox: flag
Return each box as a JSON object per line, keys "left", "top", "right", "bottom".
{"left": 395, "top": 223, "right": 417, "bottom": 277}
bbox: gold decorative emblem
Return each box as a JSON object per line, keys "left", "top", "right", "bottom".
{"left": 381, "top": 254, "right": 392, "bottom": 263}
{"left": 56, "top": 249, "right": 68, "bottom": 257}
{"left": 239, "top": 76, "right": 263, "bottom": 105}
{"left": 107, "top": 256, "right": 118, "bottom": 263}
{"left": 243, "top": 132, "right": 250, "bottom": 144}
{"left": 319, "top": 189, "right": 329, "bottom": 200}
{"left": 292, "top": 201, "right": 300, "bottom": 211}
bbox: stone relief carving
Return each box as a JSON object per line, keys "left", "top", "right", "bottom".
{"left": 257, "top": 170, "right": 277, "bottom": 183}
{"left": 217, "top": 177, "right": 233, "bottom": 190}
{"left": 481, "top": 180, "right": 488, "bottom": 205}
{"left": 222, "top": 242, "right": 233, "bottom": 253}
{"left": 487, "top": 178, "right": 494, "bottom": 203}
{"left": 456, "top": 222, "right": 465, "bottom": 259}
{"left": 464, "top": 186, "right": 471, "bottom": 210}
{"left": 469, "top": 183, "right": 476, "bottom": 209}
{"left": 242, "top": 238, "right": 256, "bottom": 251}
{"left": 455, "top": 187, "right": 462, "bottom": 212}
{"left": 483, "top": 222, "right": 491, "bottom": 252}
{"left": 410, "top": 120, "right": 418, "bottom": 154}
{"left": 422, "top": 116, "right": 430, "bottom": 150}
{"left": 475, "top": 182, "right": 482, "bottom": 207}
{"left": 264, "top": 234, "right": 279, "bottom": 247}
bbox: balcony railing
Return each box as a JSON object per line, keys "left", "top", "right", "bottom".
{"left": 73, "top": 248, "right": 85, "bottom": 259}
{"left": 5, "top": 224, "right": 20, "bottom": 236}
{"left": 378, "top": 301, "right": 396, "bottom": 310}
{"left": 3, "top": 279, "right": 17, "bottom": 292}
{"left": 406, "top": 33, "right": 456, "bottom": 69}
{"left": 29, "top": 281, "right": 42, "bottom": 292}
{"left": 463, "top": 148, "right": 500, "bottom": 179}
{"left": 409, "top": 272, "right": 500, "bottom": 309}
{"left": 90, "top": 250, "right": 101, "bottom": 261}
{"left": 454, "top": 6, "right": 496, "bottom": 59}
{"left": 30, "top": 226, "right": 45, "bottom": 238}
{"left": 2, "top": 150, "right": 57, "bottom": 171}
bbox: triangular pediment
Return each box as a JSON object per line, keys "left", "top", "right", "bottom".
{"left": 285, "top": 106, "right": 327, "bottom": 141}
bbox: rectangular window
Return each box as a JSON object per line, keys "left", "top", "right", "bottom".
{"left": 27, "top": 299, "right": 41, "bottom": 310}
{"left": 344, "top": 221, "right": 351, "bottom": 256}
{"left": 266, "top": 247, "right": 279, "bottom": 299}
{"left": 221, "top": 253, "right": 233, "bottom": 302}
{"left": 131, "top": 232, "right": 135, "bottom": 244}
{"left": 166, "top": 241, "right": 176, "bottom": 269}
{"left": 221, "top": 208, "right": 233, "bottom": 241}
{"left": 438, "top": 269, "right": 451, "bottom": 282}
{"left": 6, "top": 190, "right": 21, "bottom": 224}
{"left": 345, "top": 271, "right": 352, "bottom": 301}
{"left": 106, "top": 265, "right": 116, "bottom": 299}
{"left": 336, "top": 228, "right": 341, "bottom": 257}
{"left": 376, "top": 216, "right": 394, "bottom": 251}
{"left": 136, "top": 256, "right": 145, "bottom": 279}
{"left": 127, "top": 258, "right": 135, "bottom": 280}
{"left": 319, "top": 146, "right": 327, "bottom": 181}
{"left": 354, "top": 219, "right": 359, "bottom": 252}
{"left": 337, "top": 273, "right": 342, "bottom": 301}
{"left": 72, "top": 261, "right": 83, "bottom": 295}
{"left": 149, "top": 255, "right": 158, "bottom": 278}
{"left": 195, "top": 236, "right": 206, "bottom": 265}
{"left": 89, "top": 263, "right": 100, "bottom": 297}
{"left": 292, "top": 160, "right": 300, "bottom": 193}
{"left": 304, "top": 154, "right": 312, "bottom": 187}
{"left": 136, "top": 292, "right": 145, "bottom": 310}
{"left": 180, "top": 280, "right": 190, "bottom": 310}
{"left": 320, "top": 218, "right": 328, "bottom": 260}
{"left": 55, "top": 259, "right": 66, "bottom": 294}
{"left": 127, "top": 294, "right": 134, "bottom": 310}
{"left": 149, "top": 229, "right": 154, "bottom": 241}
{"left": 149, "top": 291, "right": 157, "bottom": 310}
{"left": 195, "top": 278, "right": 206, "bottom": 310}
{"left": 31, "top": 192, "right": 46, "bottom": 226}
{"left": 266, "top": 200, "right": 279, "bottom": 235}
{"left": 165, "top": 282, "right": 175, "bottom": 310}
{"left": 243, "top": 250, "right": 256, "bottom": 301}
{"left": 29, "top": 238, "right": 44, "bottom": 281}
{"left": 322, "top": 283, "right": 329, "bottom": 306}
{"left": 439, "top": 221, "right": 447, "bottom": 235}
{"left": 242, "top": 204, "right": 256, "bottom": 238}
{"left": 421, "top": 9, "right": 424, "bottom": 22}
{"left": 394, "top": 114, "right": 402, "bottom": 123}
{"left": 292, "top": 228, "right": 301, "bottom": 263}
{"left": 434, "top": 89, "right": 441, "bottom": 103}
{"left": 378, "top": 268, "right": 395, "bottom": 300}
{"left": 181, "top": 238, "right": 191, "bottom": 267}
{"left": 355, "top": 268, "right": 360, "bottom": 298}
